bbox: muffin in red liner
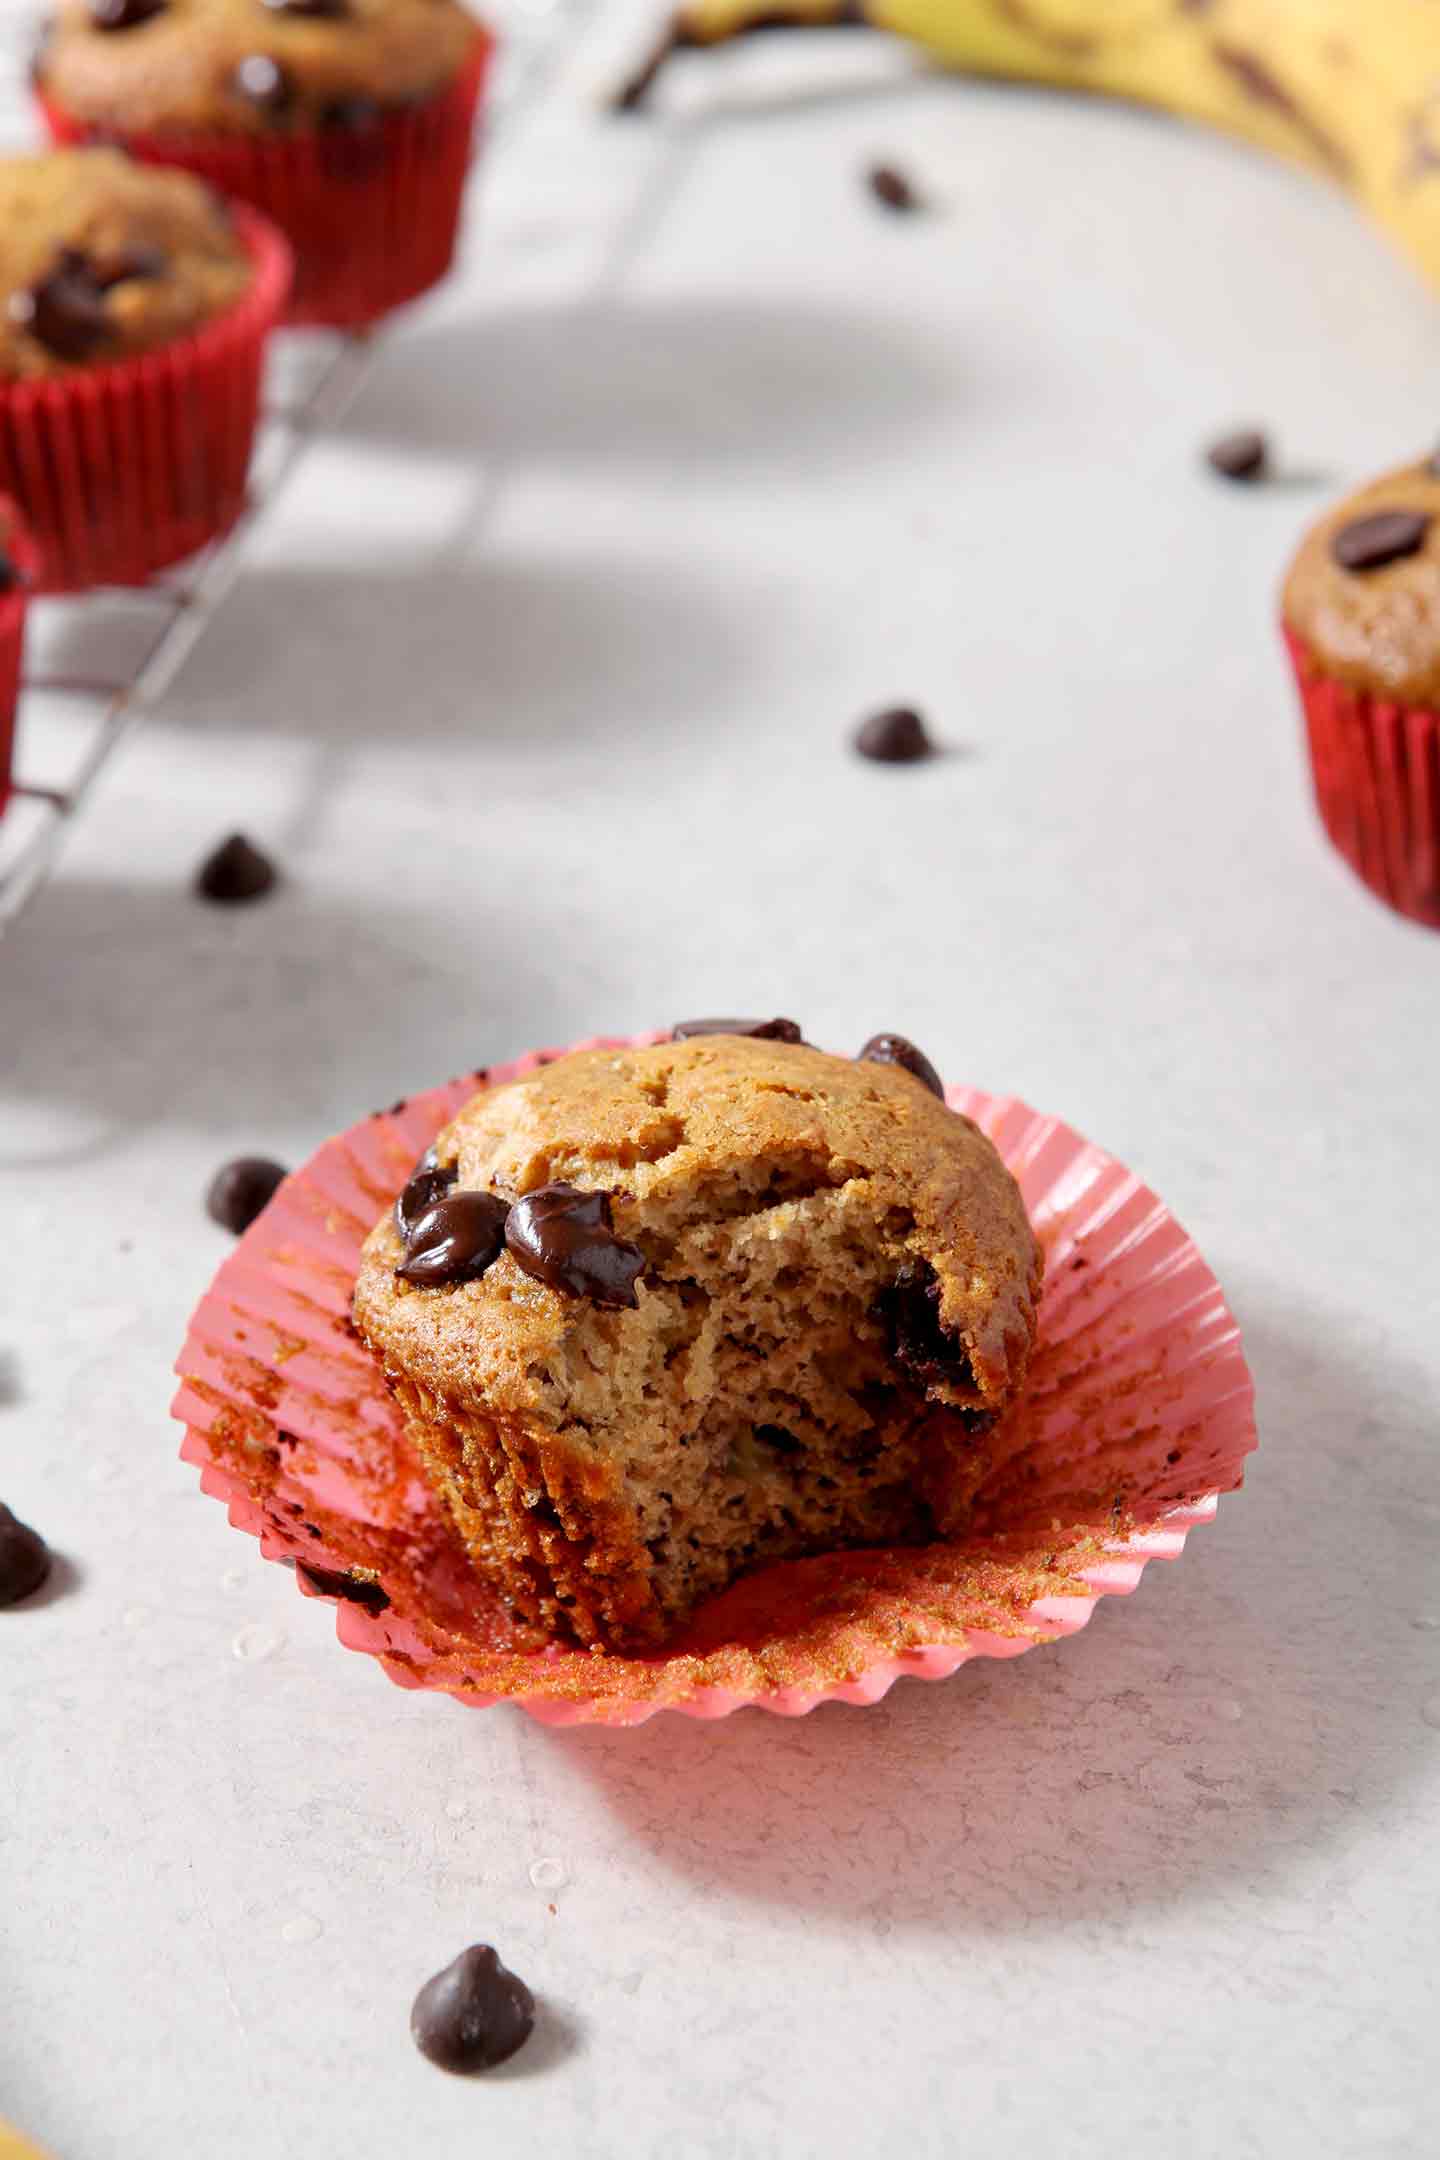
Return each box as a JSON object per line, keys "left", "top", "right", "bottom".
{"left": 0, "top": 499, "right": 38, "bottom": 820}
{"left": 39, "top": 35, "right": 490, "bottom": 331}
{"left": 0, "top": 203, "right": 290, "bottom": 595}
{"left": 173, "top": 1037, "right": 1258, "bottom": 1727}
{"left": 1281, "top": 460, "right": 1440, "bottom": 931}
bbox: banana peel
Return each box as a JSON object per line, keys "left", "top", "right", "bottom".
{"left": 615, "top": 0, "right": 1440, "bottom": 292}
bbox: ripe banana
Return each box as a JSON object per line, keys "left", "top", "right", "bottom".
{"left": 617, "top": 0, "right": 1440, "bottom": 293}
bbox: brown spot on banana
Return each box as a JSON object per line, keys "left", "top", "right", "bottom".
{"left": 1210, "top": 40, "right": 1352, "bottom": 181}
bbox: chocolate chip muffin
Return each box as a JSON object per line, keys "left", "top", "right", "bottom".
{"left": 0, "top": 148, "right": 250, "bottom": 380}
{"left": 354, "top": 1027, "right": 1043, "bottom": 1653}
{"left": 36, "top": 0, "right": 480, "bottom": 137}
{"left": 1282, "top": 459, "right": 1440, "bottom": 927}
{"left": 36, "top": 0, "right": 490, "bottom": 327}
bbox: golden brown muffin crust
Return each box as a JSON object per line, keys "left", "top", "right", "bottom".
{"left": 0, "top": 150, "right": 251, "bottom": 379}
{"left": 1282, "top": 459, "right": 1440, "bottom": 706}
{"left": 38, "top": 0, "right": 481, "bottom": 136}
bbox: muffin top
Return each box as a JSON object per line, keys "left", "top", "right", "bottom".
{"left": 355, "top": 1031, "right": 1043, "bottom": 1425}
{"left": 0, "top": 150, "right": 252, "bottom": 380}
{"left": 1282, "top": 458, "right": 1440, "bottom": 706}
{"left": 37, "top": 0, "right": 482, "bottom": 137}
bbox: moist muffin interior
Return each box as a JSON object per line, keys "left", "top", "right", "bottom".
{"left": 355, "top": 1036, "right": 1042, "bottom": 1651}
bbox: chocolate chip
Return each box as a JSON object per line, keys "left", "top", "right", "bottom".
{"left": 1331, "top": 509, "right": 1431, "bottom": 572}
{"left": 755, "top": 1424, "right": 803, "bottom": 1455}
{"left": 867, "top": 163, "right": 921, "bottom": 213}
{"left": 322, "top": 95, "right": 382, "bottom": 129}
{"left": 264, "top": 0, "right": 348, "bottom": 13}
{"left": 872, "top": 1261, "right": 976, "bottom": 1393}
{"left": 89, "top": 0, "right": 167, "bottom": 28}
{"left": 233, "top": 54, "right": 292, "bottom": 115}
{"left": 411, "top": 1946, "right": 535, "bottom": 2075}
{"left": 394, "top": 1153, "right": 458, "bottom": 1241}
{"left": 671, "top": 1017, "right": 804, "bottom": 1042}
{"left": 94, "top": 247, "right": 168, "bottom": 288}
{"left": 206, "top": 1156, "right": 287, "bottom": 1234}
{"left": 398, "top": 1190, "right": 509, "bottom": 1289}
{"left": 853, "top": 707, "right": 934, "bottom": 764}
{"left": 0, "top": 1504, "right": 51, "bottom": 1608}
{"left": 296, "top": 1562, "right": 389, "bottom": 1612}
{"left": 506, "top": 1184, "right": 646, "bottom": 1309}
{"left": 1205, "top": 428, "right": 1268, "bottom": 481}
{"left": 8, "top": 250, "right": 113, "bottom": 364}
{"left": 858, "top": 1032, "right": 944, "bottom": 1098}
{"left": 194, "top": 832, "right": 277, "bottom": 904}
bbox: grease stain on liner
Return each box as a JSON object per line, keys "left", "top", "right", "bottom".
{"left": 281, "top": 1913, "right": 323, "bottom": 1944}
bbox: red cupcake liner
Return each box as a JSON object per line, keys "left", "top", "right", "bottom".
{"left": 173, "top": 1040, "right": 1258, "bottom": 1727}
{"left": 0, "top": 501, "right": 39, "bottom": 819}
{"left": 40, "top": 35, "right": 490, "bottom": 331}
{"left": 0, "top": 210, "right": 290, "bottom": 595}
{"left": 1284, "top": 625, "right": 1440, "bottom": 931}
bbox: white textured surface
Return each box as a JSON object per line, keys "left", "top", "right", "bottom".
{"left": 3, "top": 6, "right": 1440, "bottom": 2156}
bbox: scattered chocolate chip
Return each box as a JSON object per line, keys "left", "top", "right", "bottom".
{"left": 671, "top": 1017, "right": 804, "bottom": 1042}
{"left": 233, "top": 54, "right": 292, "bottom": 115}
{"left": 872, "top": 1261, "right": 976, "bottom": 1393}
{"left": 506, "top": 1184, "right": 646, "bottom": 1309}
{"left": 0, "top": 1504, "right": 51, "bottom": 1608}
{"left": 866, "top": 163, "right": 921, "bottom": 213}
{"left": 1331, "top": 508, "right": 1431, "bottom": 572}
{"left": 89, "top": 0, "right": 167, "bottom": 28}
{"left": 264, "top": 0, "right": 348, "bottom": 13}
{"left": 394, "top": 1153, "right": 458, "bottom": 1241}
{"left": 755, "top": 1424, "right": 803, "bottom": 1455}
{"left": 858, "top": 1032, "right": 944, "bottom": 1098}
{"left": 206, "top": 1156, "right": 288, "bottom": 1234}
{"left": 194, "top": 832, "right": 277, "bottom": 904}
{"left": 296, "top": 1562, "right": 389, "bottom": 1612}
{"left": 8, "top": 250, "right": 113, "bottom": 364}
{"left": 398, "top": 1190, "right": 509, "bottom": 1289}
{"left": 411, "top": 1946, "right": 535, "bottom": 2076}
{"left": 1205, "top": 427, "right": 1268, "bottom": 482}
{"left": 853, "top": 707, "right": 934, "bottom": 764}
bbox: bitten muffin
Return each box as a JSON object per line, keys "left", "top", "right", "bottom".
{"left": 1282, "top": 458, "right": 1440, "bottom": 928}
{"left": 354, "top": 1027, "right": 1043, "bottom": 1653}
{"left": 37, "top": 0, "right": 481, "bottom": 138}
{"left": 35, "top": 0, "right": 490, "bottom": 328}
{"left": 0, "top": 148, "right": 250, "bottom": 380}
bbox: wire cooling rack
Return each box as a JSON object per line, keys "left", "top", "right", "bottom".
{"left": 0, "top": 0, "right": 598, "bottom": 937}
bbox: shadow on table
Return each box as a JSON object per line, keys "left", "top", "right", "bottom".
{"left": 0, "top": 870, "right": 572, "bottom": 1167}
{"left": 548, "top": 1284, "right": 1439, "bottom": 1936}
{"left": 333, "top": 292, "right": 963, "bottom": 472}
{"left": 31, "top": 549, "right": 770, "bottom": 758}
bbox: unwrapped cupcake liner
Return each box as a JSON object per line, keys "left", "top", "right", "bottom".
{"left": 0, "top": 500, "right": 39, "bottom": 817}
{"left": 173, "top": 1037, "right": 1258, "bottom": 1727}
{"left": 40, "top": 35, "right": 490, "bottom": 331}
{"left": 1284, "top": 624, "right": 1440, "bottom": 931}
{"left": 0, "top": 209, "right": 290, "bottom": 595}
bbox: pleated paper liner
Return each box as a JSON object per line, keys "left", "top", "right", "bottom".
{"left": 173, "top": 1038, "right": 1258, "bottom": 1726}
{"left": 1284, "top": 625, "right": 1440, "bottom": 931}
{"left": 0, "top": 209, "right": 291, "bottom": 596}
{"left": 40, "top": 35, "right": 491, "bottom": 331}
{"left": 0, "top": 499, "right": 39, "bottom": 817}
